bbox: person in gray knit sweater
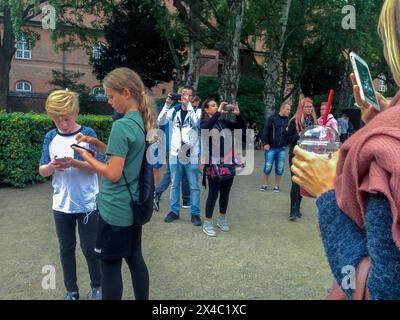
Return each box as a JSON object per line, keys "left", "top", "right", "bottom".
{"left": 291, "top": 0, "right": 400, "bottom": 299}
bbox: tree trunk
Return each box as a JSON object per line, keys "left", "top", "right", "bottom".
{"left": 186, "top": 37, "right": 201, "bottom": 91}
{"left": 339, "top": 59, "right": 351, "bottom": 109}
{"left": 0, "top": 4, "right": 16, "bottom": 111}
{"left": 291, "top": 82, "right": 301, "bottom": 110}
{"left": 280, "top": 57, "right": 288, "bottom": 99}
{"left": 155, "top": 1, "right": 185, "bottom": 90}
{"left": 263, "top": 0, "right": 292, "bottom": 119}
{"left": 218, "top": 0, "right": 245, "bottom": 102}
{"left": 186, "top": 0, "right": 201, "bottom": 91}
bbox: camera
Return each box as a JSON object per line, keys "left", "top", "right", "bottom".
{"left": 224, "top": 104, "right": 235, "bottom": 112}
{"left": 221, "top": 102, "right": 236, "bottom": 122}
{"left": 170, "top": 93, "right": 182, "bottom": 101}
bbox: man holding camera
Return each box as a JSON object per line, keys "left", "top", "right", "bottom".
{"left": 157, "top": 87, "right": 202, "bottom": 226}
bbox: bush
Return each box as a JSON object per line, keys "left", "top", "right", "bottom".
{"left": 0, "top": 113, "right": 112, "bottom": 187}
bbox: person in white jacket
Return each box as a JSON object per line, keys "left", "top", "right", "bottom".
{"left": 157, "top": 87, "right": 202, "bottom": 226}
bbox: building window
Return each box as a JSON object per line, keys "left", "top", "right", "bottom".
{"left": 161, "top": 89, "right": 166, "bottom": 95}
{"left": 379, "top": 75, "right": 386, "bottom": 92}
{"left": 15, "top": 36, "right": 31, "bottom": 60}
{"left": 92, "top": 43, "right": 106, "bottom": 60}
{"left": 92, "top": 86, "right": 106, "bottom": 97}
{"left": 16, "top": 81, "right": 32, "bottom": 92}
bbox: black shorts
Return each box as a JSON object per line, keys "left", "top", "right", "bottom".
{"left": 95, "top": 214, "right": 133, "bottom": 260}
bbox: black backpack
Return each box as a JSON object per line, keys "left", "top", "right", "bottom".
{"left": 123, "top": 119, "right": 155, "bottom": 226}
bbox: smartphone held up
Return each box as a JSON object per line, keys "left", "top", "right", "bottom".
{"left": 349, "top": 52, "right": 380, "bottom": 111}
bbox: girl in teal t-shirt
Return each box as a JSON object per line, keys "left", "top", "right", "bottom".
{"left": 72, "top": 68, "right": 156, "bottom": 300}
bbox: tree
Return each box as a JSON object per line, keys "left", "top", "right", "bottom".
{"left": 185, "top": 0, "right": 201, "bottom": 91}
{"left": 244, "top": 0, "right": 292, "bottom": 118}
{"left": 262, "top": 0, "right": 292, "bottom": 118}
{"left": 173, "top": 0, "right": 246, "bottom": 102}
{"left": 92, "top": 0, "right": 181, "bottom": 89}
{"left": 152, "top": 0, "right": 188, "bottom": 90}
{"left": 0, "top": 0, "right": 112, "bottom": 111}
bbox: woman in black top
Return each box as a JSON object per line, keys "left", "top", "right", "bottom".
{"left": 287, "top": 97, "right": 317, "bottom": 221}
{"left": 200, "top": 99, "right": 246, "bottom": 237}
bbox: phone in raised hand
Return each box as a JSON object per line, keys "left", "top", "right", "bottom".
{"left": 350, "top": 52, "right": 380, "bottom": 111}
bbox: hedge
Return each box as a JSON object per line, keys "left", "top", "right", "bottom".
{"left": 0, "top": 113, "right": 112, "bottom": 187}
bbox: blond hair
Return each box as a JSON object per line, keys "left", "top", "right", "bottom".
{"left": 378, "top": 0, "right": 400, "bottom": 86}
{"left": 103, "top": 68, "right": 156, "bottom": 139}
{"left": 45, "top": 90, "right": 79, "bottom": 116}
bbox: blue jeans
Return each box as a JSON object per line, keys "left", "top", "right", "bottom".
{"left": 155, "top": 155, "right": 190, "bottom": 204}
{"left": 264, "top": 147, "right": 286, "bottom": 176}
{"left": 169, "top": 155, "right": 200, "bottom": 216}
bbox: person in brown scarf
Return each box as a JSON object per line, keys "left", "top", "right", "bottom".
{"left": 291, "top": 0, "right": 400, "bottom": 300}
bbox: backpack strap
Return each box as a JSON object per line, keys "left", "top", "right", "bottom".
{"left": 122, "top": 117, "right": 146, "bottom": 204}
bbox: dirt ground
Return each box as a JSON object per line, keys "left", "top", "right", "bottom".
{"left": 0, "top": 150, "right": 333, "bottom": 300}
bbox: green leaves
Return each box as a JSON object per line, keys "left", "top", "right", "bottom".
{"left": 0, "top": 112, "right": 112, "bottom": 187}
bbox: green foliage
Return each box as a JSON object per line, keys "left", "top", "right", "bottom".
{"left": 0, "top": 113, "right": 112, "bottom": 187}
{"left": 198, "top": 75, "right": 265, "bottom": 129}
{"left": 197, "top": 76, "right": 219, "bottom": 101}
{"left": 92, "top": 0, "right": 179, "bottom": 88}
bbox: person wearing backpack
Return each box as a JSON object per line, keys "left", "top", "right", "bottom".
{"left": 72, "top": 67, "right": 155, "bottom": 300}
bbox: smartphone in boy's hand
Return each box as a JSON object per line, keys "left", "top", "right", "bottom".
{"left": 54, "top": 156, "right": 68, "bottom": 163}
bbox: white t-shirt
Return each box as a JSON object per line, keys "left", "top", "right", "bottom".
{"left": 40, "top": 126, "right": 104, "bottom": 214}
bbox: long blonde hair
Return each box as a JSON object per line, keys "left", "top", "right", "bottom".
{"left": 378, "top": 0, "right": 400, "bottom": 86}
{"left": 46, "top": 89, "right": 79, "bottom": 116}
{"left": 103, "top": 68, "right": 156, "bottom": 137}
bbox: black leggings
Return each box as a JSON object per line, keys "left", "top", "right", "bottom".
{"left": 289, "top": 153, "right": 302, "bottom": 213}
{"left": 100, "top": 226, "right": 149, "bottom": 300}
{"left": 205, "top": 177, "right": 234, "bottom": 219}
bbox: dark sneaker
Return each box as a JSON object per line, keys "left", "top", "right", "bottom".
{"left": 273, "top": 186, "right": 280, "bottom": 193}
{"left": 288, "top": 214, "right": 297, "bottom": 222}
{"left": 87, "top": 287, "right": 102, "bottom": 300}
{"left": 164, "top": 212, "right": 179, "bottom": 223}
{"left": 260, "top": 185, "right": 268, "bottom": 192}
{"left": 153, "top": 192, "right": 160, "bottom": 212}
{"left": 64, "top": 291, "right": 79, "bottom": 300}
{"left": 296, "top": 211, "right": 303, "bottom": 218}
{"left": 191, "top": 215, "right": 202, "bottom": 226}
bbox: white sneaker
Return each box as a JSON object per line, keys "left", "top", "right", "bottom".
{"left": 202, "top": 220, "right": 216, "bottom": 237}
{"left": 217, "top": 216, "right": 230, "bottom": 232}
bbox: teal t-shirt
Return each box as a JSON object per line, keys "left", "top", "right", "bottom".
{"left": 97, "top": 112, "right": 145, "bottom": 227}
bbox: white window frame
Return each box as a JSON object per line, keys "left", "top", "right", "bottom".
{"left": 15, "top": 36, "right": 31, "bottom": 60}
{"left": 16, "top": 81, "right": 32, "bottom": 92}
{"left": 92, "top": 42, "right": 105, "bottom": 60}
